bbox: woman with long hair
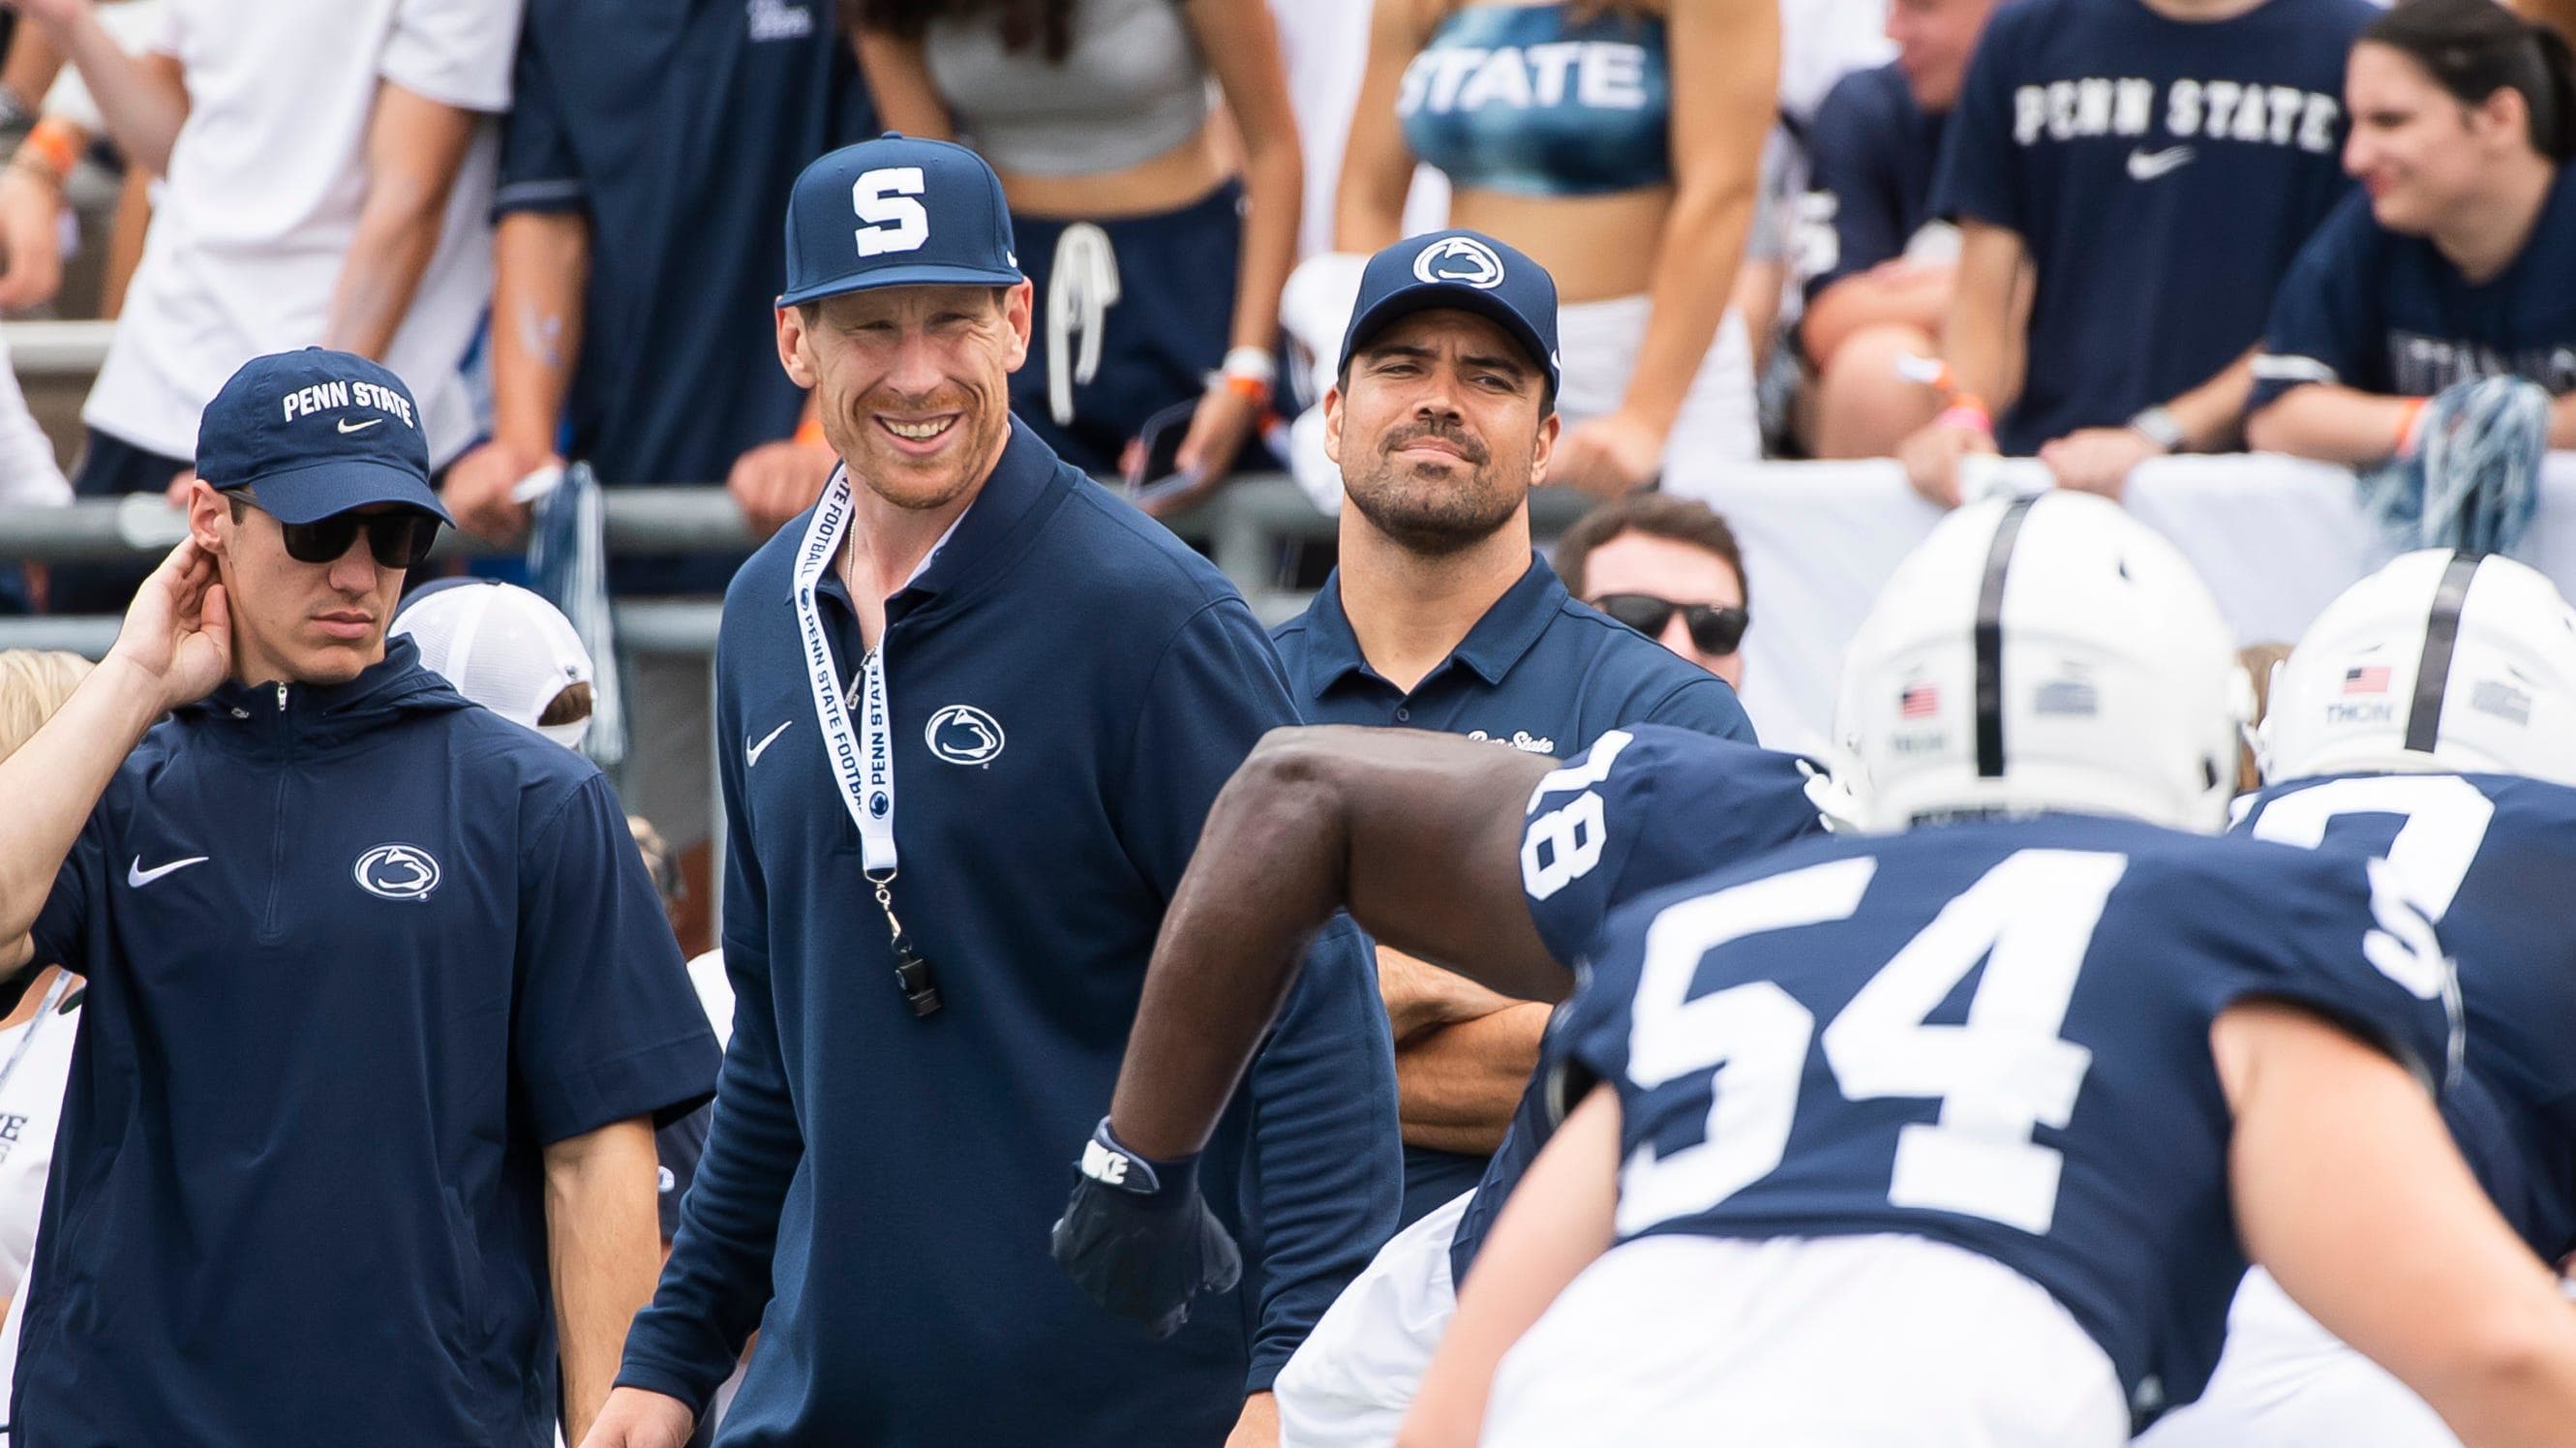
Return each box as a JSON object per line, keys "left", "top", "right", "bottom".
{"left": 851, "top": 0, "right": 1301, "bottom": 514}
{"left": 2248, "top": 0, "right": 2576, "bottom": 463}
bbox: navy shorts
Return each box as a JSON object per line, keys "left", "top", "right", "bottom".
{"left": 46, "top": 428, "right": 194, "bottom": 616}
{"left": 1011, "top": 180, "right": 1278, "bottom": 477}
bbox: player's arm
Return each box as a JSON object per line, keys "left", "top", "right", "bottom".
{"left": 320, "top": 80, "right": 481, "bottom": 360}
{"left": 1107, "top": 725, "right": 1561, "bottom": 1161}
{"left": 0, "top": 539, "right": 227, "bottom": 958}
{"left": 2218, "top": 1000, "right": 2576, "bottom": 1442}
{"left": 1333, "top": 0, "right": 1427, "bottom": 253}
{"left": 2244, "top": 381, "right": 2424, "bottom": 466}
{"left": 544, "top": 1116, "right": 663, "bottom": 1446}
{"left": 1396, "top": 1083, "right": 1621, "bottom": 1448}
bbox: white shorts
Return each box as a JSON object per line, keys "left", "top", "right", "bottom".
{"left": 1482, "top": 1233, "right": 2129, "bottom": 1448}
{"left": 1274, "top": 1191, "right": 1470, "bottom": 1448}
{"left": 2136, "top": 1268, "right": 2459, "bottom": 1448}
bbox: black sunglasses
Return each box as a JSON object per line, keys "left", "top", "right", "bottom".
{"left": 236, "top": 494, "right": 441, "bottom": 569}
{"left": 1592, "top": 592, "right": 1749, "bottom": 655}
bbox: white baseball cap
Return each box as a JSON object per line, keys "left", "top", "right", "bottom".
{"left": 392, "top": 579, "right": 595, "bottom": 749}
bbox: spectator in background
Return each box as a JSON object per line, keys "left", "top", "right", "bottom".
{"left": 1548, "top": 492, "right": 1750, "bottom": 689}
{"left": 852, "top": 0, "right": 1302, "bottom": 514}
{"left": 1326, "top": 0, "right": 1778, "bottom": 500}
{"left": 441, "top": 0, "right": 873, "bottom": 924}
{"left": 2247, "top": 0, "right": 2576, "bottom": 462}
{"left": 1794, "top": 0, "right": 1996, "bottom": 460}
{"left": 389, "top": 578, "right": 732, "bottom": 1448}
{"left": 7, "top": 0, "right": 522, "bottom": 614}
{"left": 1900, "top": 0, "right": 2375, "bottom": 505}
{"left": 441, "top": 0, "right": 872, "bottom": 558}
{"left": 0, "top": 650, "right": 88, "bottom": 1448}
{"left": 2236, "top": 639, "right": 2291, "bottom": 794}
{"left": 1275, "top": 231, "right": 1752, "bottom": 1229}
{"left": 0, "top": 651, "right": 85, "bottom": 1316}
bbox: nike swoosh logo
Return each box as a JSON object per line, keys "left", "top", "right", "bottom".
{"left": 128, "top": 856, "right": 209, "bottom": 888}
{"left": 746, "top": 720, "right": 794, "bottom": 768}
{"left": 2126, "top": 144, "right": 2196, "bottom": 182}
{"left": 336, "top": 417, "right": 385, "bottom": 435}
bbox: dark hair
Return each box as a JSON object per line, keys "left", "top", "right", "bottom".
{"left": 2363, "top": 0, "right": 2576, "bottom": 160}
{"left": 849, "top": 0, "right": 1079, "bottom": 63}
{"left": 1549, "top": 494, "right": 1750, "bottom": 613}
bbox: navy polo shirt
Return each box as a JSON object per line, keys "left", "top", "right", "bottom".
{"left": 1799, "top": 61, "right": 1950, "bottom": 311}
{"left": 1273, "top": 556, "right": 1753, "bottom": 1224}
{"left": 2252, "top": 164, "right": 2576, "bottom": 414}
{"left": 18, "top": 641, "right": 719, "bottom": 1448}
{"left": 618, "top": 421, "right": 1401, "bottom": 1446}
{"left": 495, "top": 0, "right": 874, "bottom": 594}
{"left": 1931, "top": 0, "right": 2371, "bottom": 451}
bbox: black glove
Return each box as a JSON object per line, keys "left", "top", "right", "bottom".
{"left": 1050, "top": 1117, "right": 1241, "bottom": 1338}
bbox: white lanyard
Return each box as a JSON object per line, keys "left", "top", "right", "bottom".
{"left": 787, "top": 468, "right": 946, "bottom": 1015}
{"left": 791, "top": 470, "right": 899, "bottom": 875}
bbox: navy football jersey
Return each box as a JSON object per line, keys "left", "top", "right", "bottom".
{"left": 1931, "top": 0, "right": 2371, "bottom": 451}
{"left": 1552, "top": 814, "right": 2459, "bottom": 1421}
{"left": 2238, "top": 770, "right": 2576, "bottom": 1260}
{"left": 1446, "top": 725, "right": 1832, "bottom": 1273}
{"left": 2251, "top": 166, "right": 2576, "bottom": 413}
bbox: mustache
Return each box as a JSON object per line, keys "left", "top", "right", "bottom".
{"left": 1380, "top": 420, "right": 1487, "bottom": 465}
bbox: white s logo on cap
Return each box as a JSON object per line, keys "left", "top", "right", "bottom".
{"left": 1412, "top": 236, "right": 1505, "bottom": 289}
{"left": 853, "top": 166, "right": 930, "bottom": 257}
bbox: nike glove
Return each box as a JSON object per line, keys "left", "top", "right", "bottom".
{"left": 1050, "top": 1117, "right": 1242, "bottom": 1338}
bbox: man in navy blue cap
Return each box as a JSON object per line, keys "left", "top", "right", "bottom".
{"left": 592, "top": 136, "right": 1398, "bottom": 1448}
{"left": 0, "top": 347, "right": 721, "bottom": 1447}
{"left": 1273, "top": 229, "right": 1755, "bottom": 1232}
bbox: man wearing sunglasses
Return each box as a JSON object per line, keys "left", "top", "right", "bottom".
{"left": 0, "top": 348, "right": 721, "bottom": 1447}
{"left": 1271, "top": 230, "right": 1759, "bottom": 1235}
{"left": 1551, "top": 493, "right": 1754, "bottom": 690}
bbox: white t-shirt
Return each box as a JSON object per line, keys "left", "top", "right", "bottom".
{"left": 81, "top": 0, "right": 522, "bottom": 467}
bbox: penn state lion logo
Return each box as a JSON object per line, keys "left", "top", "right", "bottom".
{"left": 354, "top": 843, "right": 441, "bottom": 901}
{"left": 926, "top": 705, "right": 1006, "bottom": 767}
{"left": 1411, "top": 236, "right": 1505, "bottom": 289}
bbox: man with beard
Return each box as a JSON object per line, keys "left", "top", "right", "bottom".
{"left": 586, "top": 135, "right": 1398, "bottom": 1448}
{"left": 1271, "top": 230, "right": 1755, "bottom": 1231}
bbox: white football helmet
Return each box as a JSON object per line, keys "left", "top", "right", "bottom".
{"left": 1834, "top": 492, "right": 2247, "bottom": 833}
{"left": 2259, "top": 550, "right": 2576, "bottom": 787}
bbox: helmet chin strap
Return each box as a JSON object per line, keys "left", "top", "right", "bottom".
{"left": 1972, "top": 496, "right": 2037, "bottom": 779}
{"left": 2403, "top": 552, "right": 2482, "bottom": 757}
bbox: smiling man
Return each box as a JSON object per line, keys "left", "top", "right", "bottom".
{"left": 1269, "top": 230, "right": 1753, "bottom": 1233}
{"left": 589, "top": 136, "right": 1398, "bottom": 1448}
{"left": 0, "top": 348, "right": 720, "bottom": 1448}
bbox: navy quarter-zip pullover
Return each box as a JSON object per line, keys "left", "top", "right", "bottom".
{"left": 617, "top": 421, "right": 1402, "bottom": 1446}
{"left": 18, "top": 638, "right": 720, "bottom": 1447}
{"left": 1275, "top": 557, "right": 1755, "bottom": 1223}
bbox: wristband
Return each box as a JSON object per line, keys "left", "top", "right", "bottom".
{"left": 2394, "top": 397, "right": 2428, "bottom": 458}
{"left": 794, "top": 414, "right": 826, "bottom": 448}
{"left": 1218, "top": 346, "right": 1277, "bottom": 387}
{"left": 1078, "top": 1118, "right": 1198, "bottom": 1205}
{"left": 1935, "top": 401, "right": 1993, "bottom": 436}
{"left": 17, "top": 119, "right": 78, "bottom": 185}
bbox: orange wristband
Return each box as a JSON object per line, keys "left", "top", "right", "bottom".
{"left": 1221, "top": 372, "right": 1269, "bottom": 405}
{"left": 794, "top": 414, "right": 826, "bottom": 448}
{"left": 17, "top": 119, "right": 78, "bottom": 182}
{"left": 2394, "top": 397, "right": 2427, "bottom": 457}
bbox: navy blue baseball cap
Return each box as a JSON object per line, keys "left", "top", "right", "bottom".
{"left": 1339, "top": 229, "right": 1561, "bottom": 405}
{"left": 780, "top": 134, "right": 1023, "bottom": 306}
{"left": 195, "top": 348, "right": 449, "bottom": 526}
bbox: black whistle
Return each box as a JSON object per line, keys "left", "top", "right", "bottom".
{"left": 894, "top": 941, "right": 944, "bottom": 1017}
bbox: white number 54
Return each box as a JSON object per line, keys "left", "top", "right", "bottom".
{"left": 853, "top": 166, "right": 930, "bottom": 256}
